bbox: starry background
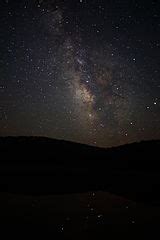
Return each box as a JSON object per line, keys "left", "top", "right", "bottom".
{"left": 0, "top": 0, "right": 160, "bottom": 148}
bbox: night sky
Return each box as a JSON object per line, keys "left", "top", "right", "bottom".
{"left": 0, "top": 0, "right": 160, "bottom": 147}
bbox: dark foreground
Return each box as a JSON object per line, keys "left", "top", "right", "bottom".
{"left": 2, "top": 191, "right": 160, "bottom": 239}
{"left": 0, "top": 137, "right": 160, "bottom": 238}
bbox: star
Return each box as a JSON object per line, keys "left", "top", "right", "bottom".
{"left": 0, "top": 0, "right": 159, "bottom": 148}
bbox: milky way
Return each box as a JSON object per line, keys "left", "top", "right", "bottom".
{"left": 0, "top": 0, "right": 160, "bottom": 147}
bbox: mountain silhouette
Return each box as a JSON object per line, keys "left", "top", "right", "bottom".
{"left": 0, "top": 136, "right": 160, "bottom": 204}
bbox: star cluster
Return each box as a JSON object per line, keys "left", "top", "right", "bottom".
{"left": 0, "top": 0, "right": 160, "bottom": 147}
